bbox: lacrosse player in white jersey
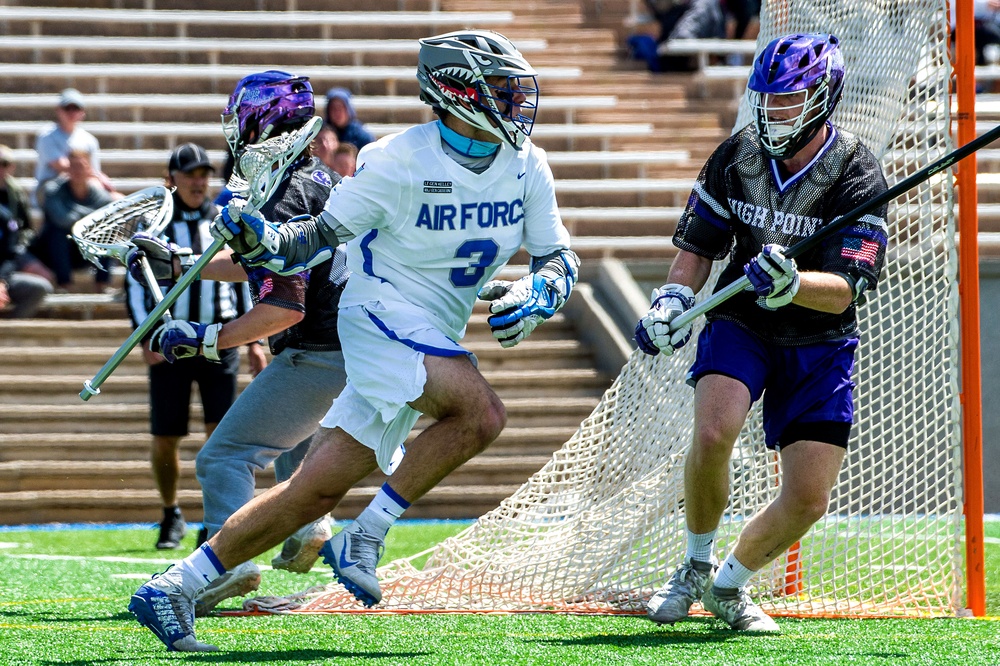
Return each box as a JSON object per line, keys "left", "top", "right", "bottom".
{"left": 127, "top": 30, "right": 579, "bottom": 652}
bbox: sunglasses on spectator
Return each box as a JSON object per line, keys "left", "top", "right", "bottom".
{"left": 60, "top": 105, "right": 83, "bottom": 112}
{"left": 0, "top": 161, "right": 11, "bottom": 168}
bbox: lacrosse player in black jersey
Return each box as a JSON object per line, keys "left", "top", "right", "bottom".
{"left": 636, "top": 33, "right": 888, "bottom": 633}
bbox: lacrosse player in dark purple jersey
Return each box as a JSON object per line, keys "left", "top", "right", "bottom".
{"left": 124, "top": 71, "right": 354, "bottom": 620}
{"left": 636, "top": 33, "right": 888, "bottom": 633}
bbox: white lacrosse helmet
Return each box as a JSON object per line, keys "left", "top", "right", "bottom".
{"left": 416, "top": 30, "right": 539, "bottom": 148}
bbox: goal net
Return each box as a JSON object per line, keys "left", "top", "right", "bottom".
{"left": 248, "top": 0, "right": 965, "bottom": 617}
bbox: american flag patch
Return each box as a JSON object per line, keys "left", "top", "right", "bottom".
{"left": 258, "top": 275, "right": 274, "bottom": 299}
{"left": 841, "top": 237, "right": 879, "bottom": 266}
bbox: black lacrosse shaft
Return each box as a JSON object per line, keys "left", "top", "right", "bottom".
{"left": 784, "top": 121, "right": 1000, "bottom": 259}
{"left": 669, "top": 123, "right": 1000, "bottom": 333}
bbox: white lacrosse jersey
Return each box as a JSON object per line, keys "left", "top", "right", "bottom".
{"left": 319, "top": 122, "right": 570, "bottom": 341}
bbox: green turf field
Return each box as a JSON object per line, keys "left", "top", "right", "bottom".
{"left": 1, "top": 521, "right": 998, "bottom": 665}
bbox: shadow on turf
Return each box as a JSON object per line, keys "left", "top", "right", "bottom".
{"left": 0, "top": 609, "right": 136, "bottom": 624}
{"left": 538, "top": 618, "right": 748, "bottom": 647}
{"left": 34, "top": 649, "right": 428, "bottom": 664}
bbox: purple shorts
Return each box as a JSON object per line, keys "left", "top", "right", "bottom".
{"left": 687, "top": 320, "right": 857, "bottom": 450}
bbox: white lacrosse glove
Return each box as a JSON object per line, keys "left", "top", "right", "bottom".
{"left": 150, "top": 321, "right": 223, "bottom": 363}
{"left": 125, "top": 232, "right": 194, "bottom": 287}
{"left": 744, "top": 244, "right": 799, "bottom": 309}
{"left": 477, "top": 274, "right": 560, "bottom": 348}
{"left": 634, "top": 284, "right": 696, "bottom": 357}
{"left": 210, "top": 198, "right": 280, "bottom": 262}
{"left": 477, "top": 251, "right": 579, "bottom": 349}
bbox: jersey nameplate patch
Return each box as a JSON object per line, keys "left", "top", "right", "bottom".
{"left": 424, "top": 180, "right": 453, "bottom": 194}
{"left": 311, "top": 170, "right": 333, "bottom": 187}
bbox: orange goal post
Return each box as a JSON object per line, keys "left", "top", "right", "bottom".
{"left": 248, "top": 0, "right": 985, "bottom": 618}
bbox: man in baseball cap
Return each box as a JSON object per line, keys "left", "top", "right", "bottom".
{"left": 58, "top": 88, "right": 86, "bottom": 110}
{"left": 34, "top": 87, "right": 104, "bottom": 195}
{"left": 169, "top": 143, "right": 214, "bottom": 176}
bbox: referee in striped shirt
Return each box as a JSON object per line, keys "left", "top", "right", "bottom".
{"left": 125, "top": 143, "right": 266, "bottom": 550}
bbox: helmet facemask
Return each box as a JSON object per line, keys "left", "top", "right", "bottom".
{"left": 746, "top": 33, "right": 845, "bottom": 160}
{"left": 749, "top": 81, "right": 832, "bottom": 160}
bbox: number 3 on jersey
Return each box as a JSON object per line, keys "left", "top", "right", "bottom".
{"left": 451, "top": 239, "right": 499, "bottom": 288}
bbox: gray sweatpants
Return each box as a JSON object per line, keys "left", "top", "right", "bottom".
{"left": 196, "top": 347, "right": 347, "bottom": 537}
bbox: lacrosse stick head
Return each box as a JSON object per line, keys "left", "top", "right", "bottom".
{"left": 227, "top": 115, "right": 323, "bottom": 207}
{"left": 71, "top": 185, "right": 174, "bottom": 267}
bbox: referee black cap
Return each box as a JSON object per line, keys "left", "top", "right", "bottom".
{"left": 168, "top": 143, "right": 215, "bottom": 174}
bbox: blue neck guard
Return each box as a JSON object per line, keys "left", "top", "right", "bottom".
{"left": 437, "top": 120, "right": 500, "bottom": 157}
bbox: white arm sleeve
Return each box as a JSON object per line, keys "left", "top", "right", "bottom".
{"left": 521, "top": 145, "right": 571, "bottom": 256}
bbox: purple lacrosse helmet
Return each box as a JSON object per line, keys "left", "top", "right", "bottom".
{"left": 747, "top": 33, "right": 845, "bottom": 159}
{"left": 222, "top": 70, "right": 314, "bottom": 156}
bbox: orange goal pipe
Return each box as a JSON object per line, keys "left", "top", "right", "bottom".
{"left": 955, "top": 0, "right": 986, "bottom": 617}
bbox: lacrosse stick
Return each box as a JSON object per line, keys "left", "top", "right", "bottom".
{"left": 79, "top": 115, "right": 324, "bottom": 401}
{"left": 668, "top": 122, "right": 1000, "bottom": 333}
{"left": 72, "top": 185, "right": 175, "bottom": 312}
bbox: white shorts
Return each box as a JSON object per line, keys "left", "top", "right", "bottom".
{"left": 320, "top": 298, "right": 475, "bottom": 473}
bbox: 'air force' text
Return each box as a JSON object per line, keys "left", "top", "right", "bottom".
{"left": 415, "top": 201, "right": 524, "bottom": 231}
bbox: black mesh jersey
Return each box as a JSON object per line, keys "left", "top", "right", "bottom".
{"left": 248, "top": 156, "right": 349, "bottom": 355}
{"left": 673, "top": 123, "right": 888, "bottom": 345}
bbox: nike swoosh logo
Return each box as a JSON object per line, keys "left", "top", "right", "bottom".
{"left": 728, "top": 563, "right": 734, "bottom": 569}
{"left": 339, "top": 540, "right": 358, "bottom": 569}
{"left": 381, "top": 507, "right": 395, "bottom": 516}
{"left": 517, "top": 172, "right": 526, "bottom": 179}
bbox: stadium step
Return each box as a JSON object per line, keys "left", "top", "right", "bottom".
{"left": 0, "top": 396, "right": 600, "bottom": 433}
{"left": 0, "top": 484, "right": 520, "bottom": 522}
{"left": 0, "top": 426, "right": 579, "bottom": 463}
{"left": 0, "top": 368, "right": 609, "bottom": 403}
{"left": 0, "top": 340, "right": 597, "bottom": 376}
{"left": 0, "top": 454, "right": 554, "bottom": 493}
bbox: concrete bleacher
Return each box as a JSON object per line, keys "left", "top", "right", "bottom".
{"left": 0, "top": 0, "right": 732, "bottom": 523}
{"left": 657, "top": 38, "right": 756, "bottom": 71}
{"left": 0, "top": 6, "right": 516, "bottom": 39}
{"left": 0, "top": 35, "right": 547, "bottom": 67}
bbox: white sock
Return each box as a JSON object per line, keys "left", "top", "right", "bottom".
{"left": 713, "top": 552, "right": 756, "bottom": 591}
{"left": 356, "top": 483, "right": 410, "bottom": 539}
{"left": 685, "top": 528, "right": 717, "bottom": 564}
{"left": 174, "top": 543, "right": 226, "bottom": 595}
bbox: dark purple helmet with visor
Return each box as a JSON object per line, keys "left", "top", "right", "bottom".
{"left": 747, "top": 33, "right": 845, "bottom": 160}
{"left": 222, "top": 70, "right": 314, "bottom": 156}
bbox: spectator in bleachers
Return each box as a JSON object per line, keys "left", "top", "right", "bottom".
{"left": 125, "top": 143, "right": 261, "bottom": 550}
{"left": 331, "top": 141, "right": 358, "bottom": 178}
{"left": 0, "top": 146, "right": 52, "bottom": 317}
{"left": 311, "top": 124, "right": 340, "bottom": 171}
{"left": 975, "top": 1, "right": 1000, "bottom": 64}
{"left": 723, "top": 0, "right": 760, "bottom": 41}
{"left": 35, "top": 149, "right": 118, "bottom": 291}
{"left": 629, "top": 0, "right": 727, "bottom": 72}
{"left": 324, "top": 88, "right": 375, "bottom": 150}
{"left": 34, "top": 89, "right": 112, "bottom": 202}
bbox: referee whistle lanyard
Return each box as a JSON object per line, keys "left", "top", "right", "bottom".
{"left": 436, "top": 120, "right": 499, "bottom": 157}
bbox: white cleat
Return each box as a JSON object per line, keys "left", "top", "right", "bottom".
{"left": 194, "top": 561, "right": 262, "bottom": 617}
{"left": 701, "top": 586, "right": 781, "bottom": 633}
{"left": 128, "top": 567, "right": 218, "bottom": 652}
{"left": 271, "top": 518, "right": 333, "bottom": 574}
{"left": 320, "top": 522, "right": 384, "bottom": 607}
{"left": 646, "top": 557, "right": 718, "bottom": 625}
